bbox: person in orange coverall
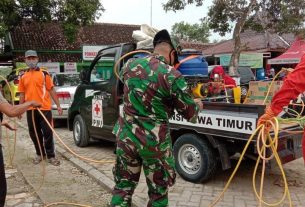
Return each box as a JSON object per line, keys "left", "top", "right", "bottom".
{"left": 210, "top": 65, "right": 237, "bottom": 87}
{"left": 258, "top": 54, "right": 305, "bottom": 161}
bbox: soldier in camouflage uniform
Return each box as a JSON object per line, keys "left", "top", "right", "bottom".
{"left": 111, "top": 29, "right": 202, "bottom": 207}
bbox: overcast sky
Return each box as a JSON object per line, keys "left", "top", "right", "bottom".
{"left": 99, "top": 0, "right": 231, "bottom": 42}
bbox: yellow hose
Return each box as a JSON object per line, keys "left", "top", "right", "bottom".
{"left": 37, "top": 109, "right": 114, "bottom": 164}
{"left": 0, "top": 72, "right": 109, "bottom": 206}
{"left": 2, "top": 62, "right": 302, "bottom": 207}
{"left": 113, "top": 50, "right": 151, "bottom": 81}
{"left": 209, "top": 67, "right": 300, "bottom": 207}
{"left": 0, "top": 75, "right": 17, "bottom": 167}
{"left": 263, "top": 68, "right": 293, "bottom": 105}
{"left": 44, "top": 202, "right": 92, "bottom": 207}
{"left": 1, "top": 74, "right": 47, "bottom": 199}
{"left": 208, "top": 118, "right": 293, "bottom": 207}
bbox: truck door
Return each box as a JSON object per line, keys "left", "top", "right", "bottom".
{"left": 82, "top": 43, "right": 136, "bottom": 141}
{"left": 80, "top": 48, "right": 116, "bottom": 140}
{"left": 85, "top": 73, "right": 114, "bottom": 139}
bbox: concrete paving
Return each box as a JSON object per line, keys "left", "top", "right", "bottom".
{"left": 51, "top": 126, "right": 305, "bottom": 207}
{"left": 5, "top": 168, "right": 43, "bottom": 207}
{"left": 3, "top": 119, "right": 111, "bottom": 207}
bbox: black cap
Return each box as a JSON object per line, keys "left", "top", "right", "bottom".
{"left": 153, "top": 30, "right": 180, "bottom": 50}
{"left": 153, "top": 29, "right": 180, "bottom": 64}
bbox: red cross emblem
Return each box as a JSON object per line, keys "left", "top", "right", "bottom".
{"left": 94, "top": 103, "right": 101, "bottom": 115}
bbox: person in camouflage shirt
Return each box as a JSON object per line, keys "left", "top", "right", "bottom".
{"left": 111, "top": 30, "right": 202, "bottom": 207}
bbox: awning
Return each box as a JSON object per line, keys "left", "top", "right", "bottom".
{"left": 268, "top": 38, "right": 305, "bottom": 64}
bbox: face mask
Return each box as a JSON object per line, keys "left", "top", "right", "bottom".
{"left": 25, "top": 59, "right": 38, "bottom": 69}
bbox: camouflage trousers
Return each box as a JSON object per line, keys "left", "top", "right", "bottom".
{"left": 111, "top": 123, "right": 176, "bottom": 207}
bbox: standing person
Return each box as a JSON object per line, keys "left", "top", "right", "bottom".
{"left": 111, "top": 30, "right": 202, "bottom": 207}
{"left": 18, "top": 50, "right": 62, "bottom": 166}
{"left": 258, "top": 54, "right": 305, "bottom": 161}
{"left": 0, "top": 93, "right": 41, "bottom": 206}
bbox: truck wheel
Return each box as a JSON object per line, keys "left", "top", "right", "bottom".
{"left": 173, "top": 133, "right": 217, "bottom": 183}
{"left": 73, "top": 115, "right": 90, "bottom": 147}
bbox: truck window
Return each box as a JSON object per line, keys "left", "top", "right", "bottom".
{"left": 90, "top": 58, "right": 114, "bottom": 83}
{"left": 115, "top": 56, "right": 138, "bottom": 98}
{"left": 90, "top": 67, "right": 102, "bottom": 82}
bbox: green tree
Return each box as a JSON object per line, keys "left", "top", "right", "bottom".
{"left": 163, "top": 0, "right": 203, "bottom": 11}
{"left": 0, "top": 0, "right": 104, "bottom": 43}
{"left": 163, "top": 0, "right": 305, "bottom": 76}
{"left": 171, "top": 19, "right": 210, "bottom": 43}
{"left": 0, "top": 0, "right": 21, "bottom": 32}
{"left": 0, "top": 23, "right": 7, "bottom": 40}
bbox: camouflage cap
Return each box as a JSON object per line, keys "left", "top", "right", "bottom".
{"left": 25, "top": 50, "right": 38, "bottom": 58}
{"left": 153, "top": 30, "right": 181, "bottom": 53}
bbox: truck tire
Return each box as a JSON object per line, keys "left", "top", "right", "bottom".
{"left": 173, "top": 133, "right": 217, "bottom": 183}
{"left": 73, "top": 114, "right": 90, "bottom": 147}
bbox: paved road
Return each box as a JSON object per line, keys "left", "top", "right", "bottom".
{"left": 6, "top": 119, "right": 305, "bottom": 207}
{"left": 52, "top": 125, "right": 305, "bottom": 207}
{"left": 3, "top": 119, "right": 111, "bottom": 207}
{"left": 5, "top": 168, "right": 43, "bottom": 207}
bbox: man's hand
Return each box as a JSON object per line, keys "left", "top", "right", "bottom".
{"left": 57, "top": 106, "right": 63, "bottom": 115}
{"left": 257, "top": 107, "right": 276, "bottom": 128}
{"left": 30, "top": 101, "right": 41, "bottom": 108}
{"left": 194, "top": 98, "right": 203, "bottom": 111}
{"left": 1, "top": 120, "right": 16, "bottom": 131}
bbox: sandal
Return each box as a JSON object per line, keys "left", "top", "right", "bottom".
{"left": 48, "top": 157, "right": 60, "bottom": 166}
{"left": 32, "top": 156, "right": 43, "bottom": 165}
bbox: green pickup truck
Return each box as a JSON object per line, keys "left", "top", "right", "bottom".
{"left": 68, "top": 43, "right": 303, "bottom": 183}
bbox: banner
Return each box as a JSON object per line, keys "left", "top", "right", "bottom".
{"left": 82, "top": 45, "right": 107, "bottom": 61}
{"left": 170, "top": 111, "right": 256, "bottom": 134}
{"left": 64, "top": 62, "right": 77, "bottom": 73}
{"left": 37, "top": 62, "right": 60, "bottom": 73}
{"left": 219, "top": 53, "right": 263, "bottom": 68}
{"left": 268, "top": 58, "right": 300, "bottom": 65}
{"left": 92, "top": 96, "right": 103, "bottom": 128}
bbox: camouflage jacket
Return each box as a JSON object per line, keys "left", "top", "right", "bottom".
{"left": 113, "top": 54, "right": 199, "bottom": 141}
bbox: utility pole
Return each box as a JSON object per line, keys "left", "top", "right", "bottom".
{"left": 150, "top": 0, "right": 152, "bottom": 26}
